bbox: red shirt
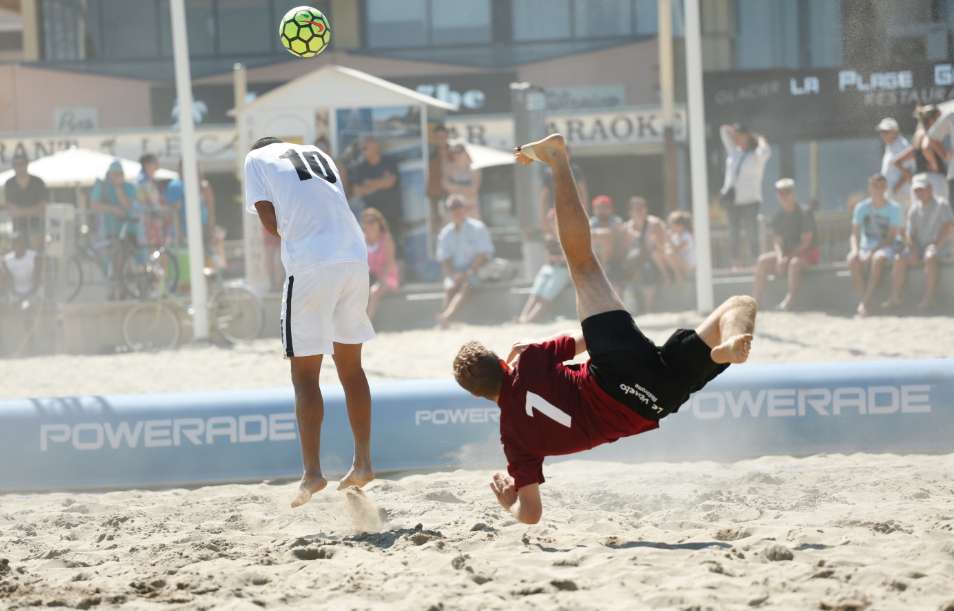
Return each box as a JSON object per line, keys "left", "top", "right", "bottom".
{"left": 497, "top": 337, "right": 659, "bottom": 489}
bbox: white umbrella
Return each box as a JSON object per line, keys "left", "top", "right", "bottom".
{"left": 451, "top": 140, "right": 515, "bottom": 171}
{"left": 0, "top": 148, "right": 178, "bottom": 188}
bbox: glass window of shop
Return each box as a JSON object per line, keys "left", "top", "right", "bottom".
{"left": 513, "top": 0, "right": 665, "bottom": 42}
{"left": 734, "top": 0, "right": 842, "bottom": 69}
{"left": 365, "top": 0, "right": 491, "bottom": 47}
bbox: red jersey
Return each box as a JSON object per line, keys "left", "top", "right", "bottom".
{"left": 497, "top": 337, "right": 659, "bottom": 489}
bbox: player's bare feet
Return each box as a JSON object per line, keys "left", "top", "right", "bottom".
{"left": 711, "top": 333, "right": 753, "bottom": 364}
{"left": 777, "top": 296, "right": 793, "bottom": 311}
{"left": 291, "top": 473, "right": 328, "bottom": 508}
{"left": 855, "top": 301, "right": 869, "bottom": 318}
{"left": 515, "top": 133, "right": 567, "bottom": 166}
{"left": 337, "top": 464, "right": 374, "bottom": 490}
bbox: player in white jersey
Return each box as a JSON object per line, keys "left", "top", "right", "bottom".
{"left": 245, "top": 137, "right": 375, "bottom": 507}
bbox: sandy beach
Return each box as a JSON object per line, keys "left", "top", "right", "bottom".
{"left": 2, "top": 311, "right": 954, "bottom": 610}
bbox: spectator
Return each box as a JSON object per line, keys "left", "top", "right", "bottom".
{"left": 926, "top": 108, "right": 954, "bottom": 199}
{"left": 622, "top": 196, "right": 668, "bottom": 312}
{"left": 752, "top": 178, "right": 819, "bottom": 311}
{"left": 165, "top": 165, "right": 223, "bottom": 267}
{"left": 884, "top": 174, "right": 954, "bottom": 312}
{"left": 435, "top": 195, "right": 494, "bottom": 328}
{"left": 1, "top": 231, "right": 41, "bottom": 301}
{"left": 847, "top": 174, "right": 903, "bottom": 317}
{"left": 588, "top": 194, "right": 625, "bottom": 291}
{"left": 442, "top": 142, "right": 482, "bottom": 219}
{"left": 894, "top": 105, "right": 948, "bottom": 203}
{"left": 877, "top": 117, "right": 914, "bottom": 208}
{"left": 351, "top": 136, "right": 403, "bottom": 248}
{"left": 136, "top": 153, "right": 168, "bottom": 247}
{"left": 362, "top": 207, "right": 400, "bottom": 322}
{"left": 516, "top": 208, "right": 570, "bottom": 324}
{"left": 89, "top": 161, "right": 142, "bottom": 298}
{"left": 540, "top": 147, "right": 588, "bottom": 232}
{"left": 664, "top": 211, "right": 695, "bottom": 284}
{"left": 427, "top": 124, "right": 452, "bottom": 237}
{"left": 3, "top": 151, "right": 48, "bottom": 248}
{"left": 719, "top": 123, "right": 771, "bottom": 267}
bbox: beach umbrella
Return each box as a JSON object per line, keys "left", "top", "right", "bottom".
{"left": 0, "top": 148, "right": 178, "bottom": 188}
{"left": 451, "top": 140, "right": 515, "bottom": 171}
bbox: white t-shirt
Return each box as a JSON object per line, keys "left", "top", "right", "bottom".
{"left": 3, "top": 250, "right": 37, "bottom": 295}
{"left": 244, "top": 142, "right": 367, "bottom": 276}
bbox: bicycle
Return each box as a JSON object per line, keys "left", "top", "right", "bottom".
{"left": 122, "top": 269, "right": 264, "bottom": 351}
{"left": 66, "top": 214, "right": 180, "bottom": 303}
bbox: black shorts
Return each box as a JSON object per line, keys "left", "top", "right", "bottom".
{"left": 582, "top": 310, "right": 729, "bottom": 420}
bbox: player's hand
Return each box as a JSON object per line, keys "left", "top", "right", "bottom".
{"left": 506, "top": 341, "right": 531, "bottom": 366}
{"left": 490, "top": 473, "right": 517, "bottom": 509}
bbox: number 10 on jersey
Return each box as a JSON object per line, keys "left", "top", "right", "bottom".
{"left": 280, "top": 148, "right": 338, "bottom": 184}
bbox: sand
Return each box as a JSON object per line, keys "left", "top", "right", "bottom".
{"left": 2, "top": 310, "right": 953, "bottom": 399}
{"left": 2, "top": 311, "right": 954, "bottom": 610}
{"left": 2, "top": 455, "right": 954, "bottom": 610}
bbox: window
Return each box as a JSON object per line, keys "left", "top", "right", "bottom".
{"left": 366, "top": 0, "right": 427, "bottom": 47}
{"left": 431, "top": 0, "right": 492, "bottom": 45}
{"left": 94, "top": 0, "right": 159, "bottom": 59}
{"left": 513, "top": 0, "right": 571, "bottom": 41}
{"left": 41, "top": 0, "right": 87, "bottom": 60}
{"left": 218, "top": 0, "right": 271, "bottom": 54}
{"left": 574, "top": 0, "right": 632, "bottom": 38}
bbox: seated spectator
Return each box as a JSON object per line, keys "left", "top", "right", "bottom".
{"left": 664, "top": 211, "right": 695, "bottom": 284}
{"left": 90, "top": 160, "right": 143, "bottom": 298}
{"left": 884, "top": 174, "right": 954, "bottom": 312}
{"left": 621, "top": 196, "right": 668, "bottom": 312}
{"left": 516, "top": 208, "right": 570, "bottom": 324}
{"left": 3, "top": 151, "right": 48, "bottom": 249}
{"left": 362, "top": 207, "right": 400, "bottom": 322}
{"left": 752, "top": 178, "right": 819, "bottom": 310}
{"left": 1, "top": 232, "right": 41, "bottom": 302}
{"left": 435, "top": 195, "right": 494, "bottom": 328}
{"left": 442, "top": 142, "right": 482, "bottom": 219}
{"left": 848, "top": 174, "right": 903, "bottom": 317}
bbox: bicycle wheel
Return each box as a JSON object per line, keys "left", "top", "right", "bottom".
{"left": 210, "top": 286, "right": 264, "bottom": 343}
{"left": 121, "top": 247, "right": 179, "bottom": 300}
{"left": 63, "top": 258, "right": 83, "bottom": 303}
{"left": 122, "top": 301, "right": 181, "bottom": 351}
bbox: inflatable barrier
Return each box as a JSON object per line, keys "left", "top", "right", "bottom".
{"left": 1, "top": 359, "right": 953, "bottom": 493}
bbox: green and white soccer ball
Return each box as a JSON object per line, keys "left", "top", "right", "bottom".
{"left": 279, "top": 6, "right": 331, "bottom": 58}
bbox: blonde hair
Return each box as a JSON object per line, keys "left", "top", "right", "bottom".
{"left": 361, "top": 207, "right": 391, "bottom": 236}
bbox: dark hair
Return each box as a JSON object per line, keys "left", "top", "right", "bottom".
{"left": 433, "top": 123, "right": 448, "bottom": 133}
{"left": 870, "top": 173, "right": 887, "bottom": 183}
{"left": 453, "top": 341, "right": 504, "bottom": 400}
{"left": 139, "top": 153, "right": 158, "bottom": 166}
{"left": 250, "top": 136, "right": 283, "bottom": 151}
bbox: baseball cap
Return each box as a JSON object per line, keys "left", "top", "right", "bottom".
{"left": 107, "top": 159, "right": 124, "bottom": 174}
{"left": 876, "top": 117, "right": 899, "bottom": 132}
{"left": 912, "top": 173, "right": 932, "bottom": 190}
{"left": 592, "top": 194, "right": 614, "bottom": 208}
{"left": 774, "top": 178, "right": 795, "bottom": 191}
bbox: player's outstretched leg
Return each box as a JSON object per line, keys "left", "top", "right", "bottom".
{"left": 289, "top": 355, "right": 329, "bottom": 508}
{"left": 516, "top": 134, "right": 624, "bottom": 320}
{"left": 694, "top": 295, "right": 757, "bottom": 364}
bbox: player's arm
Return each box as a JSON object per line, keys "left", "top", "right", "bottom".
{"left": 254, "top": 201, "right": 279, "bottom": 237}
{"left": 490, "top": 474, "right": 542, "bottom": 525}
{"left": 506, "top": 332, "right": 586, "bottom": 365}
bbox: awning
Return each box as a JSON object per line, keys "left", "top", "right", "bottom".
{"left": 0, "top": 148, "right": 179, "bottom": 188}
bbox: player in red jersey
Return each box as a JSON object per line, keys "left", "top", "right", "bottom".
{"left": 452, "top": 134, "right": 757, "bottom": 524}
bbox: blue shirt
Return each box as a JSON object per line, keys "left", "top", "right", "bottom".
{"left": 90, "top": 179, "right": 140, "bottom": 238}
{"left": 852, "top": 198, "right": 903, "bottom": 252}
{"left": 165, "top": 179, "right": 209, "bottom": 228}
{"left": 436, "top": 218, "right": 494, "bottom": 270}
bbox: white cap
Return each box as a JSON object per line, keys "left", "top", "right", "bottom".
{"left": 774, "top": 178, "right": 795, "bottom": 191}
{"left": 912, "top": 173, "right": 932, "bottom": 190}
{"left": 877, "top": 117, "right": 899, "bottom": 132}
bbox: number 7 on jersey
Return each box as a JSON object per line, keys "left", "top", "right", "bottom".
{"left": 525, "top": 391, "right": 572, "bottom": 428}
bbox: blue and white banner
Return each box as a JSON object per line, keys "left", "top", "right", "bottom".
{"left": 1, "top": 360, "right": 952, "bottom": 492}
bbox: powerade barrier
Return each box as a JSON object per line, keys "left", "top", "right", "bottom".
{"left": 1, "top": 359, "right": 952, "bottom": 493}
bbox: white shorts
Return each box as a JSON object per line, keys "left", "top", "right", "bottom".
{"left": 280, "top": 262, "right": 376, "bottom": 358}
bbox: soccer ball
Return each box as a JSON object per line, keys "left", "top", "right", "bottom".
{"left": 279, "top": 6, "right": 331, "bottom": 58}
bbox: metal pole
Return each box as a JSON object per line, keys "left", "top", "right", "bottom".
{"left": 170, "top": 0, "right": 209, "bottom": 339}
{"left": 234, "top": 63, "right": 267, "bottom": 294}
{"left": 658, "top": 0, "right": 678, "bottom": 213}
{"left": 684, "top": 0, "right": 714, "bottom": 312}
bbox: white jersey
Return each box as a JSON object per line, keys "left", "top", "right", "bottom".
{"left": 244, "top": 142, "right": 367, "bottom": 276}
{"left": 3, "top": 250, "right": 37, "bottom": 295}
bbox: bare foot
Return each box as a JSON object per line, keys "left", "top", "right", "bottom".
{"left": 337, "top": 465, "right": 375, "bottom": 490}
{"left": 777, "top": 296, "right": 793, "bottom": 311}
{"left": 290, "top": 473, "right": 327, "bottom": 508}
{"left": 515, "top": 134, "right": 566, "bottom": 166}
{"left": 856, "top": 302, "right": 868, "bottom": 318}
{"left": 711, "top": 333, "right": 753, "bottom": 365}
